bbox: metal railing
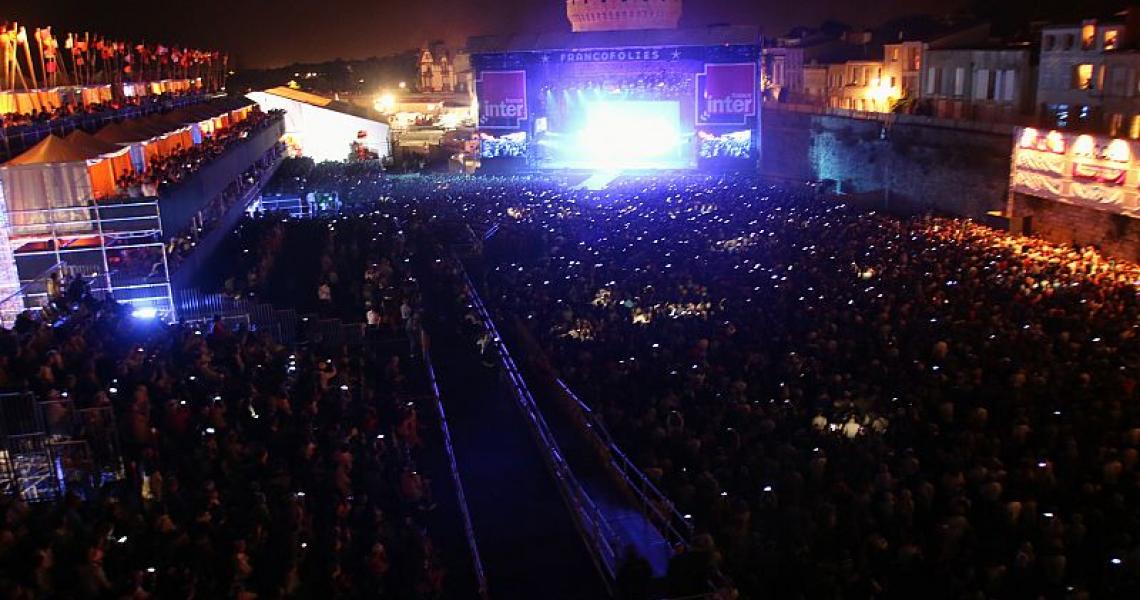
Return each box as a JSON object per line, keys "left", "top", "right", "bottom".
{"left": 422, "top": 332, "right": 489, "bottom": 599}
{"left": 555, "top": 377, "right": 695, "bottom": 550}
{"left": 461, "top": 267, "right": 622, "bottom": 592}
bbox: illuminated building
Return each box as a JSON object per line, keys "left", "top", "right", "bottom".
{"left": 1037, "top": 18, "right": 1125, "bottom": 131}
{"left": 882, "top": 41, "right": 923, "bottom": 101}
{"left": 566, "top": 0, "right": 682, "bottom": 33}
{"left": 826, "top": 60, "right": 897, "bottom": 112}
{"left": 419, "top": 43, "right": 460, "bottom": 93}
{"left": 765, "top": 20, "right": 990, "bottom": 115}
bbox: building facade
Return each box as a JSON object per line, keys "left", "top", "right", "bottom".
{"left": 419, "top": 44, "right": 459, "bottom": 93}
{"left": 566, "top": 0, "right": 682, "bottom": 33}
{"left": 827, "top": 60, "right": 896, "bottom": 112}
{"left": 921, "top": 47, "right": 1033, "bottom": 122}
{"left": 882, "top": 41, "right": 924, "bottom": 101}
{"left": 1102, "top": 51, "right": 1140, "bottom": 137}
{"left": 1037, "top": 19, "right": 1125, "bottom": 131}
{"left": 762, "top": 46, "right": 804, "bottom": 102}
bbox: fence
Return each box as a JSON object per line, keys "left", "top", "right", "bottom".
{"left": 554, "top": 378, "right": 695, "bottom": 551}
{"left": 0, "top": 391, "right": 123, "bottom": 502}
{"left": 423, "top": 332, "right": 489, "bottom": 599}
{"left": 175, "top": 287, "right": 368, "bottom": 351}
{"left": 460, "top": 267, "right": 623, "bottom": 592}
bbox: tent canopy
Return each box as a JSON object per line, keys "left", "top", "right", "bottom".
{"left": 65, "top": 130, "right": 129, "bottom": 157}
{"left": 4, "top": 134, "right": 95, "bottom": 165}
{"left": 94, "top": 122, "right": 148, "bottom": 144}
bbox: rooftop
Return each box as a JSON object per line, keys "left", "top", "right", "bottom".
{"left": 467, "top": 25, "right": 761, "bottom": 55}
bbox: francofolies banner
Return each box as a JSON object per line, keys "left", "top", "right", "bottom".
{"left": 695, "top": 63, "right": 756, "bottom": 126}
{"left": 477, "top": 70, "right": 528, "bottom": 129}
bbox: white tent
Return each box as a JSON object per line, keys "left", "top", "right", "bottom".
{"left": 247, "top": 87, "right": 390, "bottom": 162}
{"left": 0, "top": 135, "right": 108, "bottom": 235}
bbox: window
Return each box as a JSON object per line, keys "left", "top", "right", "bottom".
{"left": 974, "top": 68, "right": 989, "bottom": 99}
{"left": 925, "top": 67, "right": 937, "bottom": 95}
{"left": 1081, "top": 24, "right": 1095, "bottom": 50}
{"left": 1051, "top": 104, "right": 1071, "bottom": 128}
{"left": 1063, "top": 34, "right": 1075, "bottom": 50}
{"left": 1043, "top": 35, "right": 1055, "bottom": 51}
{"left": 1075, "top": 63, "right": 1094, "bottom": 89}
{"left": 909, "top": 49, "right": 920, "bottom": 71}
{"left": 1130, "top": 115, "right": 1140, "bottom": 139}
{"left": 1105, "top": 30, "right": 1119, "bottom": 50}
{"left": 890, "top": 47, "right": 900, "bottom": 61}
{"left": 1110, "top": 113, "right": 1124, "bottom": 135}
{"left": 953, "top": 67, "right": 965, "bottom": 96}
{"left": 1002, "top": 70, "right": 1016, "bottom": 102}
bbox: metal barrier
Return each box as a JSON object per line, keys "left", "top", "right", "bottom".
{"left": 555, "top": 378, "right": 695, "bottom": 550}
{"left": 423, "top": 333, "right": 490, "bottom": 599}
{"left": 0, "top": 392, "right": 125, "bottom": 502}
{"left": 461, "top": 267, "right": 623, "bottom": 591}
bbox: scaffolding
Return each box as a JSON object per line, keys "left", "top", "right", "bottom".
{"left": 0, "top": 197, "right": 174, "bottom": 324}
{"left": 0, "top": 392, "right": 124, "bottom": 501}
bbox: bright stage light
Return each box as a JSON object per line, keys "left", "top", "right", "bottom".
{"left": 131, "top": 307, "right": 158, "bottom": 320}
{"left": 374, "top": 93, "right": 396, "bottom": 113}
{"left": 574, "top": 100, "right": 682, "bottom": 169}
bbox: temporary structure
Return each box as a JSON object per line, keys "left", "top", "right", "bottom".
{"left": 247, "top": 87, "right": 388, "bottom": 162}
{"left": 0, "top": 134, "right": 111, "bottom": 233}
{"left": 65, "top": 130, "right": 135, "bottom": 180}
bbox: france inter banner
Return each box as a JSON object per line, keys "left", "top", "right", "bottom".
{"left": 696, "top": 63, "right": 756, "bottom": 126}
{"left": 477, "top": 70, "right": 528, "bottom": 129}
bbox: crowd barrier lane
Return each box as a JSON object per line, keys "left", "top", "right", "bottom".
{"left": 459, "top": 266, "right": 622, "bottom": 593}
{"left": 503, "top": 312, "right": 695, "bottom": 553}
{"left": 422, "top": 330, "right": 490, "bottom": 600}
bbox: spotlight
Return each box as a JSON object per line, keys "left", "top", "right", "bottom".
{"left": 131, "top": 307, "right": 158, "bottom": 319}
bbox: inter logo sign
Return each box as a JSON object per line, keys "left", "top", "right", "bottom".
{"left": 477, "top": 70, "right": 528, "bottom": 129}
{"left": 696, "top": 63, "right": 756, "bottom": 126}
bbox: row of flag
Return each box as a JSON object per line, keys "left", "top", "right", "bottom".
{"left": 1, "top": 21, "right": 229, "bottom": 92}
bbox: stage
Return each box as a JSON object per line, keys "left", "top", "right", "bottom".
{"left": 469, "top": 26, "right": 761, "bottom": 173}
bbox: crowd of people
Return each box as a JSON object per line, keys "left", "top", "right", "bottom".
{"left": 238, "top": 169, "right": 1140, "bottom": 597}
{"left": 114, "top": 108, "right": 283, "bottom": 198}
{"left": 165, "top": 143, "right": 285, "bottom": 272}
{"left": 0, "top": 92, "right": 207, "bottom": 132}
{"left": 8, "top": 162, "right": 1140, "bottom": 599}
{"left": 0, "top": 200, "right": 446, "bottom": 599}
{"left": 460, "top": 174, "right": 1140, "bottom": 599}
{"left": 264, "top": 159, "right": 390, "bottom": 207}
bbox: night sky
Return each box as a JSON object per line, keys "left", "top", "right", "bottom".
{"left": 7, "top": 0, "right": 1038, "bottom": 69}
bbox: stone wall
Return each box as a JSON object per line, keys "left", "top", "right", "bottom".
{"left": 761, "top": 105, "right": 1140, "bottom": 260}
{"left": 1011, "top": 194, "right": 1140, "bottom": 262}
{"left": 761, "top": 106, "right": 1014, "bottom": 217}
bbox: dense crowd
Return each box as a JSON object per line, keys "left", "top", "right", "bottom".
{"left": 114, "top": 108, "right": 283, "bottom": 197}
{"left": 8, "top": 164, "right": 1140, "bottom": 599}
{"left": 0, "top": 205, "right": 445, "bottom": 599}
{"left": 265, "top": 160, "right": 389, "bottom": 206}
{"left": 1, "top": 93, "right": 207, "bottom": 132}
{"left": 454, "top": 174, "right": 1140, "bottom": 599}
